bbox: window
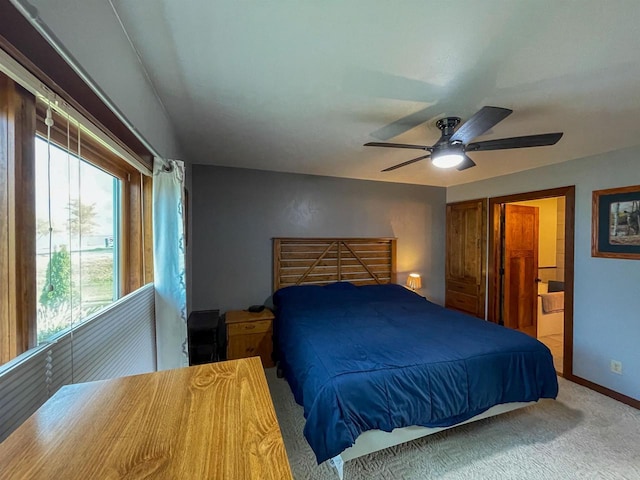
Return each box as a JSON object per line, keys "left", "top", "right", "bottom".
{"left": 0, "top": 24, "right": 158, "bottom": 441}
{"left": 35, "top": 137, "right": 120, "bottom": 343}
{"left": 0, "top": 70, "right": 153, "bottom": 365}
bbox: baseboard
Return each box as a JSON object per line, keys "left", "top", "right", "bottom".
{"left": 565, "top": 373, "right": 640, "bottom": 409}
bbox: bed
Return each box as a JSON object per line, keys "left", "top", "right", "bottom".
{"left": 272, "top": 238, "right": 558, "bottom": 478}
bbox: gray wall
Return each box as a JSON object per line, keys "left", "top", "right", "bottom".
{"left": 448, "top": 146, "right": 640, "bottom": 401}
{"left": 192, "top": 166, "right": 446, "bottom": 313}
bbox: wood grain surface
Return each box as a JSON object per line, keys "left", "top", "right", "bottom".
{"left": 445, "top": 199, "right": 486, "bottom": 318}
{"left": 226, "top": 310, "right": 275, "bottom": 368}
{"left": 0, "top": 357, "right": 292, "bottom": 479}
{"left": 273, "top": 237, "right": 397, "bottom": 291}
{"left": 0, "top": 74, "right": 37, "bottom": 362}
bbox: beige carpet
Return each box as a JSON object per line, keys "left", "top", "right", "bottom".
{"left": 265, "top": 369, "right": 640, "bottom": 479}
{"left": 538, "top": 334, "right": 564, "bottom": 375}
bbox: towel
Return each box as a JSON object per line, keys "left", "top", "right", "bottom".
{"left": 541, "top": 292, "right": 564, "bottom": 314}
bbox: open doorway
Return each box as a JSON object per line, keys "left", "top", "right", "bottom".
{"left": 488, "top": 187, "right": 575, "bottom": 377}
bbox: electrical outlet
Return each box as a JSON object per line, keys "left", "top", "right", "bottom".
{"left": 610, "top": 360, "right": 623, "bottom": 375}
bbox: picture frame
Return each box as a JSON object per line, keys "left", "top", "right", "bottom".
{"left": 592, "top": 185, "right": 640, "bottom": 259}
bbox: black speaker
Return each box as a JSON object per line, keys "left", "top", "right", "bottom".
{"left": 187, "top": 310, "right": 220, "bottom": 365}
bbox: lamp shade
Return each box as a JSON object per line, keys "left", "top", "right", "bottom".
{"left": 406, "top": 273, "right": 422, "bottom": 290}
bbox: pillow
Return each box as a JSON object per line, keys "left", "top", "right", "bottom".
{"left": 547, "top": 280, "right": 565, "bottom": 292}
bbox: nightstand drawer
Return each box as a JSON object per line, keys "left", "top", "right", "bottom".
{"left": 227, "top": 320, "right": 272, "bottom": 336}
{"left": 228, "top": 335, "right": 263, "bottom": 360}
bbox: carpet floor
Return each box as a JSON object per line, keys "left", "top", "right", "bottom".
{"left": 265, "top": 369, "right": 640, "bottom": 479}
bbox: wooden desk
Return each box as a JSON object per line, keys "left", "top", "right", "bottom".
{"left": 0, "top": 357, "right": 292, "bottom": 479}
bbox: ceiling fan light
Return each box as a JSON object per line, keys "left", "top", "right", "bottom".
{"left": 432, "top": 153, "right": 464, "bottom": 168}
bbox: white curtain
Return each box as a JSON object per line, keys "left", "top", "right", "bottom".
{"left": 152, "top": 158, "right": 188, "bottom": 370}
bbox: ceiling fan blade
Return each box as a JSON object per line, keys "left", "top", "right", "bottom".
{"left": 450, "top": 106, "right": 513, "bottom": 143}
{"left": 466, "top": 132, "right": 563, "bottom": 151}
{"left": 365, "top": 142, "right": 431, "bottom": 151}
{"left": 456, "top": 155, "right": 476, "bottom": 171}
{"left": 381, "top": 154, "right": 430, "bottom": 172}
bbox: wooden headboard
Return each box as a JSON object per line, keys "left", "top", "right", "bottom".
{"left": 273, "top": 237, "right": 397, "bottom": 291}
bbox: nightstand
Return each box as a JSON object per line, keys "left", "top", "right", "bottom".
{"left": 225, "top": 309, "right": 275, "bottom": 367}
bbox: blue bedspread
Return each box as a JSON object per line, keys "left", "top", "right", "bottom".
{"left": 273, "top": 282, "right": 558, "bottom": 464}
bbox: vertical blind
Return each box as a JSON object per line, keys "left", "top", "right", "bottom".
{"left": 0, "top": 283, "right": 156, "bottom": 442}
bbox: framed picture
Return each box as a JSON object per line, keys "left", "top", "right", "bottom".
{"left": 592, "top": 185, "right": 640, "bottom": 259}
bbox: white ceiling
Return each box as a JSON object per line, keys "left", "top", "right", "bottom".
{"left": 109, "top": 0, "right": 640, "bottom": 187}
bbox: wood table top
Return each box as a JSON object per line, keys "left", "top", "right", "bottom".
{"left": 0, "top": 357, "right": 293, "bottom": 479}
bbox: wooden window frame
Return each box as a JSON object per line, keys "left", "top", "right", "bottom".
{"left": 1, "top": 74, "right": 36, "bottom": 362}
{"left": 1, "top": 74, "right": 153, "bottom": 364}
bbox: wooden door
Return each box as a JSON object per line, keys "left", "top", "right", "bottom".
{"left": 503, "top": 204, "right": 539, "bottom": 336}
{"left": 445, "top": 199, "right": 487, "bottom": 318}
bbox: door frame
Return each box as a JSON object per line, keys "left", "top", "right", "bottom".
{"left": 488, "top": 186, "right": 575, "bottom": 377}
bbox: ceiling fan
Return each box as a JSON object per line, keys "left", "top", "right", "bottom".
{"left": 364, "top": 106, "right": 563, "bottom": 172}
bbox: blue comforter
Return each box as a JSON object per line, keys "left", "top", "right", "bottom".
{"left": 273, "top": 282, "right": 558, "bottom": 464}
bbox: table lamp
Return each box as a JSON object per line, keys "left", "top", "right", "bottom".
{"left": 406, "top": 273, "right": 422, "bottom": 291}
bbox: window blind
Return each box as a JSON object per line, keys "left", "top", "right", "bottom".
{"left": 0, "top": 283, "right": 156, "bottom": 442}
